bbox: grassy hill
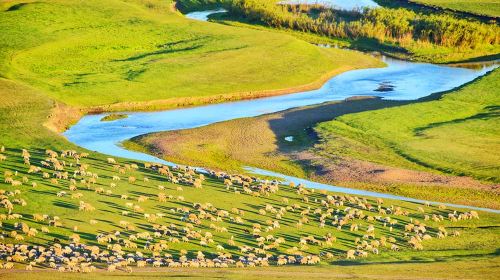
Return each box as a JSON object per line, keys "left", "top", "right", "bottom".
{"left": 0, "top": 0, "right": 378, "bottom": 112}
{"left": 408, "top": 0, "right": 500, "bottom": 18}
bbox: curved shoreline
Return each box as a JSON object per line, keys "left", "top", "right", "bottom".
{"left": 84, "top": 64, "right": 377, "bottom": 113}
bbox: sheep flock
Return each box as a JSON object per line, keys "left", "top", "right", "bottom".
{"left": 0, "top": 146, "right": 486, "bottom": 273}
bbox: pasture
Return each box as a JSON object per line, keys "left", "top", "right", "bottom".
{"left": 0, "top": 0, "right": 378, "bottom": 112}
{"left": 0, "top": 0, "right": 498, "bottom": 278}
{"left": 0, "top": 142, "right": 499, "bottom": 275}
{"left": 0, "top": 78, "right": 498, "bottom": 276}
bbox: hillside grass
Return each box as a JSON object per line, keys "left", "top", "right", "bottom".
{"left": 0, "top": 0, "right": 377, "bottom": 111}
{"left": 314, "top": 69, "right": 500, "bottom": 183}
{"left": 409, "top": 0, "right": 500, "bottom": 18}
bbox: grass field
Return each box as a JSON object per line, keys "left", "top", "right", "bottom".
{"left": 0, "top": 0, "right": 378, "bottom": 112}
{"left": 409, "top": 0, "right": 500, "bottom": 18}
{"left": 129, "top": 70, "right": 500, "bottom": 209}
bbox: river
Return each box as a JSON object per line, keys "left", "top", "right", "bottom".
{"left": 63, "top": 10, "right": 499, "bottom": 213}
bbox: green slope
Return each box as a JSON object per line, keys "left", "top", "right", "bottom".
{"left": 0, "top": 0, "right": 376, "bottom": 110}
{"left": 409, "top": 0, "right": 500, "bottom": 18}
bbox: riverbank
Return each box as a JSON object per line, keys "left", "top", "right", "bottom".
{"left": 82, "top": 60, "right": 381, "bottom": 113}
{"left": 129, "top": 70, "right": 500, "bottom": 209}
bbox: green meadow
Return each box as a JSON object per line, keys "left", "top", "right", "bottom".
{"left": 1, "top": 83, "right": 499, "bottom": 276}
{"left": 0, "top": 0, "right": 375, "bottom": 111}
{"left": 409, "top": 0, "right": 500, "bottom": 17}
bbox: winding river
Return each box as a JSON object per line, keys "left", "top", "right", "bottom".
{"left": 64, "top": 10, "right": 499, "bottom": 213}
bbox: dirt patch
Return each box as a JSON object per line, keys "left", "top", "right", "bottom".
{"left": 132, "top": 96, "right": 498, "bottom": 194}
{"left": 44, "top": 101, "right": 84, "bottom": 133}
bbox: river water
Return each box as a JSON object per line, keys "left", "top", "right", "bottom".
{"left": 63, "top": 11, "right": 499, "bottom": 213}
{"left": 284, "top": 0, "right": 379, "bottom": 10}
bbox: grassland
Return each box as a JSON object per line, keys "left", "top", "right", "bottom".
{"left": 0, "top": 0, "right": 499, "bottom": 278}
{"left": 408, "top": 0, "right": 500, "bottom": 18}
{"left": 0, "top": 0, "right": 380, "bottom": 113}
{"left": 129, "top": 70, "right": 500, "bottom": 209}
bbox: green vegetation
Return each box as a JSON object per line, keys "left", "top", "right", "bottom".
{"left": 184, "top": 0, "right": 500, "bottom": 62}
{"left": 1, "top": 0, "right": 373, "bottom": 111}
{"left": 409, "top": 0, "right": 500, "bottom": 18}
{"left": 0, "top": 67, "right": 498, "bottom": 279}
{"left": 314, "top": 69, "right": 500, "bottom": 183}
{"left": 101, "top": 114, "right": 128, "bottom": 122}
{"left": 0, "top": 79, "right": 67, "bottom": 149}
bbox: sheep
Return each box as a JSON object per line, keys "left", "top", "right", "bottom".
{"left": 4, "top": 262, "right": 14, "bottom": 269}
{"left": 346, "top": 250, "right": 356, "bottom": 259}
